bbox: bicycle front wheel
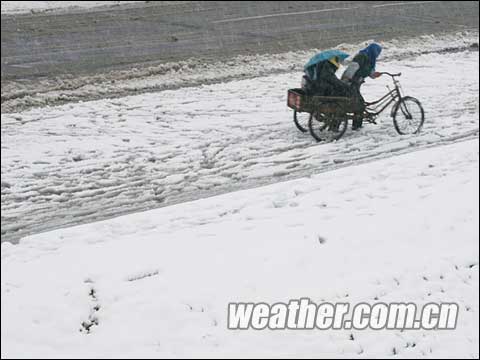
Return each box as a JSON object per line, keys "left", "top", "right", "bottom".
{"left": 392, "top": 96, "right": 425, "bottom": 135}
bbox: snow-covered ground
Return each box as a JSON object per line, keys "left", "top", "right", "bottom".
{"left": 1, "top": 26, "right": 479, "bottom": 357}
{"left": 0, "top": 1, "right": 142, "bottom": 14}
{"left": 2, "top": 138, "right": 478, "bottom": 358}
{"left": 1, "top": 46, "right": 478, "bottom": 243}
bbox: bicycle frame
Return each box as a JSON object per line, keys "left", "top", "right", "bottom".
{"left": 363, "top": 72, "right": 403, "bottom": 118}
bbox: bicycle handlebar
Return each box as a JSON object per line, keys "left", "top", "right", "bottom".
{"left": 378, "top": 72, "right": 402, "bottom": 78}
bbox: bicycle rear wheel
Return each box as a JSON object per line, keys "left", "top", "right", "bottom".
{"left": 308, "top": 111, "right": 348, "bottom": 142}
{"left": 293, "top": 110, "right": 311, "bottom": 133}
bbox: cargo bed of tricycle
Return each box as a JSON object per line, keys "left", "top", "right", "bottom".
{"left": 287, "top": 88, "right": 355, "bottom": 114}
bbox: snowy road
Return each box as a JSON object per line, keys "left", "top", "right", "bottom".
{"left": 1, "top": 46, "right": 478, "bottom": 243}
{"left": 2, "top": 1, "right": 479, "bottom": 113}
{"left": 2, "top": 1, "right": 478, "bottom": 81}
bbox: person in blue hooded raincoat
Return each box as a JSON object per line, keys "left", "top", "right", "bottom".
{"left": 342, "top": 43, "right": 383, "bottom": 129}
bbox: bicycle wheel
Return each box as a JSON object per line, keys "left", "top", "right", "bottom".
{"left": 392, "top": 96, "right": 425, "bottom": 135}
{"left": 293, "top": 110, "right": 311, "bottom": 133}
{"left": 308, "top": 111, "right": 348, "bottom": 142}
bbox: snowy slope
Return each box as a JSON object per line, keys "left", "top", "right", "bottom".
{"left": 1, "top": 48, "right": 478, "bottom": 243}
{"left": 2, "top": 139, "right": 478, "bottom": 358}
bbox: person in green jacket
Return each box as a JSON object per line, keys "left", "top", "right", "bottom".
{"left": 342, "top": 43, "right": 383, "bottom": 129}
{"left": 303, "top": 56, "right": 352, "bottom": 97}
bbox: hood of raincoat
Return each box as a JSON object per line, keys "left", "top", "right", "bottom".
{"left": 359, "top": 43, "right": 382, "bottom": 70}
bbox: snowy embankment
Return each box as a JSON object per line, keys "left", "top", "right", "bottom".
{"left": 2, "top": 139, "right": 478, "bottom": 358}
{"left": 0, "top": 1, "right": 141, "bottom": 14}
{"left": 1, "top": 31, "right": 478, "bottom": 113}
{"left": 1, "top": 42, "right": 479, "bottom": 243}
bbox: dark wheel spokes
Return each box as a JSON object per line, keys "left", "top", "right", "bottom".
{"left": 308, "top": 111, "right": 348, "bottom": 142}
{"left": 293, "top": 110, "right": 311, "bottom": 133}
{"left": 393, "top": 96, "right": 425, "bottom": 135}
